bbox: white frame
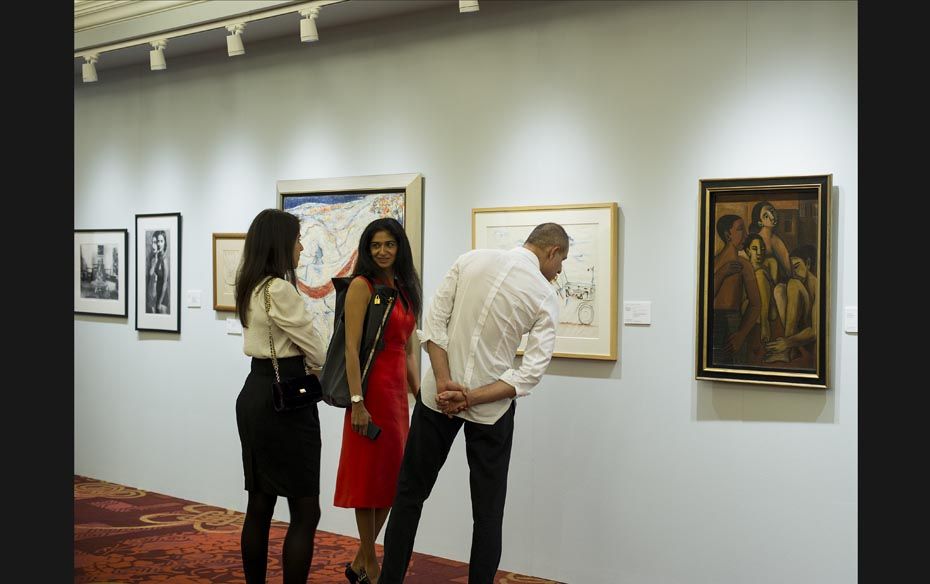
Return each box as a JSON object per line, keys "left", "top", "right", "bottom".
{"left": 276, "top": 173, "right": 424, "bottom": 341}
{"left": 135, "top": 213, "right": 182, "bottom": 333}
{"left": 277, "top": 173, "right": 423, "bottom": 274}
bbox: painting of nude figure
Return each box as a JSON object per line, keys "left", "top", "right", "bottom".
{"left": 696, "top": 175, "right": 831, "bottom": 389}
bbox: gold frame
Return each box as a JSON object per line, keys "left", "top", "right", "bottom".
{"left": 212, "top": 232, "right": 246, "bottom": 312}
{"left": 695, "top": 174, "right": 831, "bottom": 389}
{"left": 472, "top": 202, "right": 618, "bottom": 361}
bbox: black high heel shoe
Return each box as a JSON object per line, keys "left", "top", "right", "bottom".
{"left": 344, "top": 563, "right": 363, "bottom": 584}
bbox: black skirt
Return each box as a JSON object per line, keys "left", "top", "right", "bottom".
{"left": 236, "top": 356, "right": 321, "bottom": 497}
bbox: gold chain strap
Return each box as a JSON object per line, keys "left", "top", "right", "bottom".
{"left": 263, "top": 278, "right": 310, "bottom": 382}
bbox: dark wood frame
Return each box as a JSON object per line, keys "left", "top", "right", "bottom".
{"left": 695, "top": 174, "right": 831, "bottom": 389}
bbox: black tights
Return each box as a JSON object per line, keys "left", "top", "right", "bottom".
{"left": 241, "top": 491, "right": 321, "bottom": 584}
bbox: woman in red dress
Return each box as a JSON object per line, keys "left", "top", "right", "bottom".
{"left": 334, "top": 218, "right": 421, "bottom": 584}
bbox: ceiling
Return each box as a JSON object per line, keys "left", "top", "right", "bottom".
{"left": 74, "top": 0, "right": 458, "bottom": 77}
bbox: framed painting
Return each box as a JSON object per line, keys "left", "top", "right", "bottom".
{"left": 695, "top": 174, "right": 831, "bottom": 389}
{"left": 213, "top": 232, "right": 246, "bottom": 311}
{"left": 74, "top": 229, "right": 128, "bottom": 317}
{"left": 135, "top": 212, "right": 182, "bottom": 333}
{"left": 276, "top": 173, "right": 423, "bottom": 344}
{"left": 472, "top": 203, "right": 618, "bottom": 360}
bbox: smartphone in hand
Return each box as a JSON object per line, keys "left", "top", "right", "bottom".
{"left": 365, "top": 421, "right": 381, "bottom": 440}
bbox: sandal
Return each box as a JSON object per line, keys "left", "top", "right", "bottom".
{"left": 344, "top": 563, "right": 363, "bottom": 584}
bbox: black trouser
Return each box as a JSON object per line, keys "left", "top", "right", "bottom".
{"left": 380, "top": 395, "right": 515, "bottom": 584}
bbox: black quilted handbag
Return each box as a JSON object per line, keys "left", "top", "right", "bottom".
{"left": 263, "top": 279, "right": 321, "bottom": 412}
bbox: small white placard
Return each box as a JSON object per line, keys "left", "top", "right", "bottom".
{"left": 226, "top": 318, "right": 243, "bottom": 335}
{"left": 186, "top": 289, "right": 202, "bottom": 308}
{"left": 624, "top": 301, "right": 652, "bottom": 325}
{"left": 844, "top": 306, "right": 858, "bottom": 333}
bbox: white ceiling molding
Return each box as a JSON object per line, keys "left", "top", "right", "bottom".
{"left": 74, "top": 0, "right": 308, "bottom": 51}
{"left": 74, "top": 0, "right": 456, "bottom": 78}
{"left": 75, "top": 1, "right": 207, "bottom": 32}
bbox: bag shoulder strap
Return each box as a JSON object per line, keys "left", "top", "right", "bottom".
{"left": 360, "top": 290, "right": 395, "bottom": 382}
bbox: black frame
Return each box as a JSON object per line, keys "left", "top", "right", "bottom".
{"left": 135, "top": 212, "right": 182, "bottom": 333}
{"left": 74, "top": 228, "right": 129, "bottom": 317}
{"left": 695, "top": 174, "right": 831, "bottom": 389}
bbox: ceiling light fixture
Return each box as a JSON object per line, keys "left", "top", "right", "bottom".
{"left": 226, "top": 23, "right": 246, "bottom": 57}
{"left": 75, "top": 1, "right": 339, "bottom": 83}
{"left": 149, "top": 39, "right": 167, "bottom": 70}
{"left": 459, "top": 0, "right": 479, "bottom": 13}
{"left": 82, "top": 54, "right": 99, "bottom": 83}
{"left": 300, "top": 7, "right": 320, "bottom": 42}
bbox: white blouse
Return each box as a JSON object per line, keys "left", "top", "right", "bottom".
{"left": 242, "top": 277, "right": 327, "bottom": 369}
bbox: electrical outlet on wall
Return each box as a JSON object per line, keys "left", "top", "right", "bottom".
{"left": 226, "top": 318, "right": 243, "bottom": 335}
{"left": 186, "top": 290, "right": 202, "bottom": 308}
{"left": 844, "top": 306, "right": 858, "bottom": 333}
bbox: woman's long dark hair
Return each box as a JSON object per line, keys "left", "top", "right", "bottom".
{"left": 748, "top": 201, "right": 774, "bottom": 234}
{"left": 352, "top": 217, "right": 421, "bottom": 318}
{"left": 236, "top": 209, "right": 301, "bottom": 327}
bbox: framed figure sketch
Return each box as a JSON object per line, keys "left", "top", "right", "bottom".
{"left": 213, "top": 232, "right": 245, "bottom": 311}
{"left": 276, "top": 173, "right": 423, "bottom": 346}
{"left": 136, "top": 213, "right": 182, "bottom": 333}
{"left": 695, "top": 174, "right": 831, "bottom": 389}
{"left": 74, "top": 229, "right": 128, "bottom": 317}
{"left": 472, "top": 203, "right": 618, "bottom": 360}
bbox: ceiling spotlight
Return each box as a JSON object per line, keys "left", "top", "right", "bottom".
{"left": 149, "top": 39, "right": 168, "bottom": 71}
{"left": 459, "top": 0, "right": 479, "bottom": 12}
{"left": 299, "top": 7, "right": 320, "bottom": 43}
{"left": 82, "top": 54, "right": 99, "bottom": 83}
{"left": 226, "top": 23, "right": 246, "bottom": 56}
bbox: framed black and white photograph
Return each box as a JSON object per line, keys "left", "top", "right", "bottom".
{"left": 135, "top": 213, "right": 182, "bottom": 332}
{"left": 74, "top": 229, "right": 129, "bottom": 317}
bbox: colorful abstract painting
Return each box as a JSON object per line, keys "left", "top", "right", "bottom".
{"left": 283, "top": 192, "right": 405, "bottom": 342}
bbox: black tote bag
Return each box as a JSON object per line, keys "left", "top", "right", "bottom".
{"left": 319, "top": 277, "right": 396, "bottom": 407}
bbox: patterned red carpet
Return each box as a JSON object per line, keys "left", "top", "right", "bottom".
{"left": 74, "top": 475, "right": 562, "bottom": 583}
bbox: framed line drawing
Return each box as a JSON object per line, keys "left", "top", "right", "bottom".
{"left": 277, "top": 173, "right": 423, "bottom": 344}
{"left": 213, "top": 233, "right": 246, "bottom": 311}
{"left": 695, "top": 174, "right": 831, "bottom": 389}
{"left": 74, "top": 229, "right": 129, "bottom": 317}
{"left": 472, "top": 202, "right": 618, "bottom": 360}
{"left": 135, "top": 212, "right": 182, "bottom": 333}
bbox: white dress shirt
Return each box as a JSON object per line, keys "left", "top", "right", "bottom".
{"left": 242, "top": 277, "right": 327, "bottom": 370}
{"left": 418, "top": 247, "right": 560, "bottom": 424}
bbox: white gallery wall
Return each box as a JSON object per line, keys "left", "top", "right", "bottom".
{"left": 74, "top": 2, "right": 857, "bottom": 583}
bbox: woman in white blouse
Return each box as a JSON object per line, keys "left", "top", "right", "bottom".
{"left": 234, "top": 208, "right": 327, "bottom": 584}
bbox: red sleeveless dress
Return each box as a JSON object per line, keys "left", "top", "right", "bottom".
{"left": 334, "top": 276, "right": 415, "bottom": 508}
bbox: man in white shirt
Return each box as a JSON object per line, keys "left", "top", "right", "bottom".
{"left": 380, "top": 223, "right": 568, "bottom": 584}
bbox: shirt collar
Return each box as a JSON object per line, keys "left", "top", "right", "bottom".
{"left": 512, "top": 246, "right": 540, "bottom": 269}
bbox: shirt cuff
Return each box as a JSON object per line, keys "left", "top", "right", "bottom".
{"left": 499, "top": 369, "right": 532, "bottom": 397}
{"left": 416, "top": 328, "right": 449, "bottom": 352}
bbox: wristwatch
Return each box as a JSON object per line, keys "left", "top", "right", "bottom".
{"left": 350, "top": 394, "right": 363, "bottom": 404}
